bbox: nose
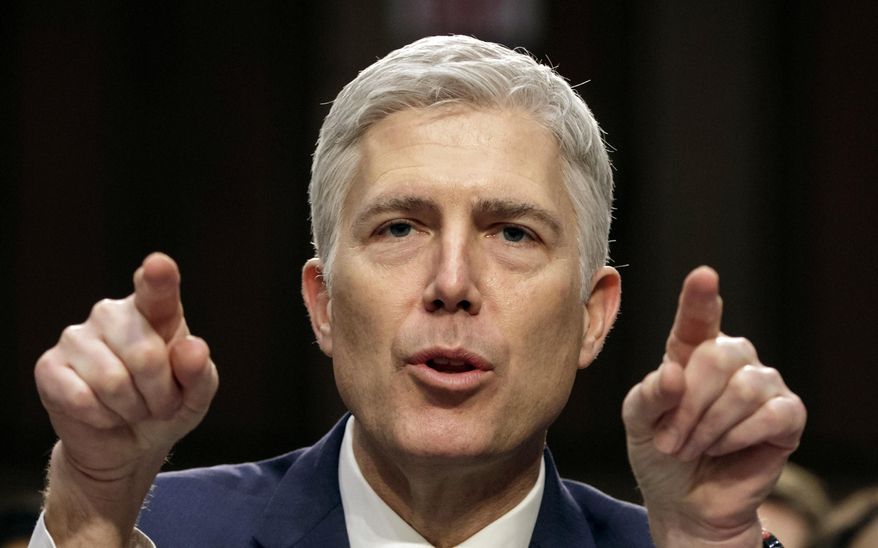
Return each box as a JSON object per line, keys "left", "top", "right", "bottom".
{"left": 422, "top": 232, "right": 482, "bottom": 314}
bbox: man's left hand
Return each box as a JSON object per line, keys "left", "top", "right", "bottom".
{"left": 622, "top": 266, "right": 806, "bottom": 547}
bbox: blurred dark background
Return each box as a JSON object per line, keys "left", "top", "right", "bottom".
{"left": 3, "top": 1, "right": 876, "bottom": 506}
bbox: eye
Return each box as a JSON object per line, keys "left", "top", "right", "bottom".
{"left": 501, "top": 225, "right": 530, "bottom": 243}
{"left": 383, "top": 221, "right": 413, "bottom": 238}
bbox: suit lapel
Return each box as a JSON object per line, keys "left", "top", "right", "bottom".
{"left": 528, "top": 448, "right": 597, "bottom": 548}
{"left": 250, "top": 420, "right": 605, "bottom": 547}
{"left": 253, "top": 415, "right": 352, "bottom": 548}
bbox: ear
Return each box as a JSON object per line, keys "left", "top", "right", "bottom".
{"left": 578, "top": 266, "right": 621, "bottom": 369}
{"left": 302, "top": 258, "right": 333, "bottom": 356}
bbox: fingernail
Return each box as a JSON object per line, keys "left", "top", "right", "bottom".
{"left": 654, "top": 427, "right": 679, "bottom": 454}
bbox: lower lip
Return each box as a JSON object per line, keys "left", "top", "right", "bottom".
{"left": 406, "top": 363, "right": 492, "bottom": 392}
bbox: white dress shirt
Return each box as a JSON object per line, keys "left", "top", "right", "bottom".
{"left": 29, "top": 416, "right": 545, "bottom": 548}
{"left": 339, "top": 416, "right": 545, "bottom": 548}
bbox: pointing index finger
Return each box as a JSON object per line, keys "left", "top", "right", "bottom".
{"left": 133, "top": 252, "right": 183, "bottom": 342}
{"left": 665, "top": 266, "right": 723, "bottom": 366}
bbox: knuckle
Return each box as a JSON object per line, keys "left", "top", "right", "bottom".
{"left": 763, "top": 400, "right": 786, "bottom": 432}
{"left": 693, "top": 337, "right": 759, "bottom": 375}
{"left": 762, "top": 366, "right": 783, "bottom": 385}
{"left": 98, "top": 370, "right": 131, "bottom": 400}
{"left": 124, "top": 341, "right": 168, "bottom": 376}
{"left": 717, "top": 336, "right": 758, "bottom": 361}
{"left": 89, "top": 298, "right": 119, "bottom": 325}
{"left": 791, "top": 393, "right": 806, "bottom": 418}
{"left": 792, "top": 398, "right": 808, "bottom": 430}
{"left": 729, "top": 365, "right": 785, "bottom": 407}
{"left": 34, "top": 352, "right": 61, "bottom": 400}
{"left": 59, "top": 325, "right": 86, "bottom": 348}
{"left": 65, "top": 384, "right": 97, "bottom": 416}
{"left": 739, "top": 362, "right": 768, "bottom": 384}
{"left": 728, "top": 370, "right": 759, "bottom": 404}
{"left": 207, "top": 360, "right": 219, "bottom": 391}
{"left": 763, "top": 397, "right": 789, "bottom": 426}
{"left": 691, "top": 343, "right": 734, "bottom": 374}
{"left": 34, "top": 348, "right": 59, "bottom": 377}
{"left": 772, "top": 394, "right": 807, "bottom": 431}
{"left": 735, "top": 336, "right": 757, "bottom": 357}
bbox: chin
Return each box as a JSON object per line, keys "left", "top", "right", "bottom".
{"left": 387, "top": 410, "right": 528, "bottom": 467}
{"left": 394, "top": 438, "right": 499, "bottom": 469}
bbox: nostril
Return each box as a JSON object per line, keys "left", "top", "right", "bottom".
{"left": 428, "top": 299, "right": 472, "bottom": 312}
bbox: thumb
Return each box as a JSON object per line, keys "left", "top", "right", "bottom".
{"left": 134, "top": 252, "right": 184, "bottom": 341}
{"left": 169, "top": 336, "right": 218, "bottom": 421}
{"left": 623, "top": 361, "right": 685, "bottom": 446}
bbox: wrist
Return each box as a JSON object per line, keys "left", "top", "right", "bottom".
{"left": 648, "top": 512, "right": 764, "bottom": 548}
{"left": 43, "top": 442, "right": 164, "bottom": 547}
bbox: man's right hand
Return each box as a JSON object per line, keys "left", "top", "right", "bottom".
{"left": 34, "top": 253, "right": 219, "bottom": 546}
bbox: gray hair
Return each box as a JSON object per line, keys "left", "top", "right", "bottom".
{"left": 309, "top": 35, "right": 613, "bottom": 299}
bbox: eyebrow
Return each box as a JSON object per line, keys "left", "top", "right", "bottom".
{"left": 352, "top": 194, "right": 563, "bottom": 236}
{"left": 353, "top": 195, "right": 440, "bottom": 228}
{"left": 474, "top": 198, "right": 563, "bottom": 237}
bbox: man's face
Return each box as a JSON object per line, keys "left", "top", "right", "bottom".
{"left": 304, "top": 106, "right": 619, "bottom": 468}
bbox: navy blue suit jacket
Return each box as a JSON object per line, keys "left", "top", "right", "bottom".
{"left": 138, "top": 416, "right": 653, "bottom": 547}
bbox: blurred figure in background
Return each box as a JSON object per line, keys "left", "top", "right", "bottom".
{"left": 814, "top": 485, "right": 878, "bottom": 548}
{"left": 757, "top": 462, "right": 831, "bottom": 548}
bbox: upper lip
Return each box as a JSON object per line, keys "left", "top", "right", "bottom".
{"left": 406, "top": 347, "right": 495, "bottom": 371}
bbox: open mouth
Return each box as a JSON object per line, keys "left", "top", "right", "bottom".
{"left": 406, "top": 348, "right": 493, "bottom": 391}
{"left": 426, "top": 357, "right": 477, "bottom": 373}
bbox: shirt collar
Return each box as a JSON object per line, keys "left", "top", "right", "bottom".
{"left": 338, "top": 416, "right": 545, "bottom": 548}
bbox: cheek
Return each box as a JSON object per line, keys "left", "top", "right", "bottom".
{"left": 331, "top": 293, "right": 379, "bottom": 353}
{"left": 495, "top": 267, "right": 584, "bottom": 357}
{"left": 329, "top": 291, "right": 391, "bottom": 415}
{"left": 496, "top": 273, "right": 585, "bottom": 407}
{"left": 331, "top": 259, "right": 416, "bottom": 347}
{"left": 327, "top": 267, "right": 415, "bottom": 391}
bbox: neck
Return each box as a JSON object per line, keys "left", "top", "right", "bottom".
{"left": 352, "top": 422, "right": 545, "bottom": 548}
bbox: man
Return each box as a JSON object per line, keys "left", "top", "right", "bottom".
{"left": 30, "top": 35, "right": 805, "bottom": 547}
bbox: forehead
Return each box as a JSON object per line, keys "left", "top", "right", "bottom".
{"left": 344, "top": 106, "right": 571, "bottom": 217}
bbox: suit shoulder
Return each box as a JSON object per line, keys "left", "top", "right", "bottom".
{"left": 561, "top": 478, "right": 652, "bottom": 546}
{"left": 153, "top": 448, "right": 308, "bottom": 496}
{"left": 137, "top": 449, "right": 308, "bottom": 546}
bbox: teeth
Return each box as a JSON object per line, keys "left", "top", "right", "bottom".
{"left": 432, "top": 357, "right": 466, "bottom": 366}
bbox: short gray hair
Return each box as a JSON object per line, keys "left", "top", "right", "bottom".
{"left": 309, "top": 35, "right": 613, "bottom": 298}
